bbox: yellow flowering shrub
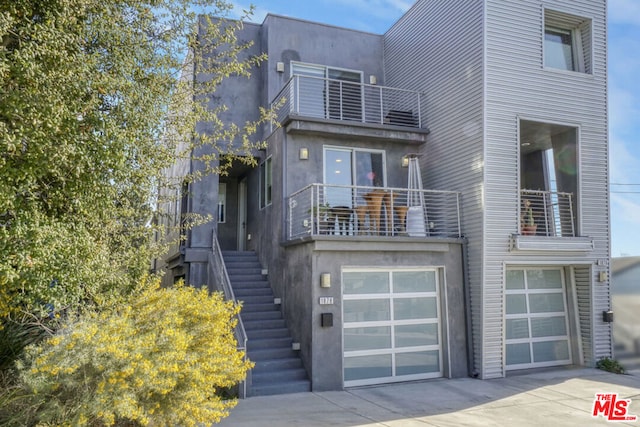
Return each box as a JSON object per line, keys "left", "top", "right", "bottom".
{"left": 19, "top": 279, "right": 252, "bottom": 426}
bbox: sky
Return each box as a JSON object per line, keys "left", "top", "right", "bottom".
{"left": 225, "top": 0, "right": 640, "bottom": 258}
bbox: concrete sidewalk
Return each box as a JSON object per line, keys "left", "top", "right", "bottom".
{"left": 218, "top": 368, "right": 640, "bottom": 426}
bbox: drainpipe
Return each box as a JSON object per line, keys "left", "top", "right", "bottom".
{"left": 461, "top": 237, "right": 477, "bottom": 378}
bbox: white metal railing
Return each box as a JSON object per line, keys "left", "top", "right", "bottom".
{"left": 271, "top": 75, "right": 424, "bottom": 131}
{"left": 287, "top": 184, "right": 461, "bottom": 240}
{"left": 520, "top": 189, "right": 576, "bottom": 237}
{"left": 209, "top": 236, "right": 249, "bottom": 398}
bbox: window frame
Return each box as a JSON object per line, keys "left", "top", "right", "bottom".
{"left": 217, "top": 182, "right": 226, "bottom": 223}
{"left": 259, "top": 156, "right": 272, "bottom": 209}
{"left": 543, "top": 9, "right": 591, "bottom": 74}
{"left": 323, "top": 145, "right": 387, "bottom": 188}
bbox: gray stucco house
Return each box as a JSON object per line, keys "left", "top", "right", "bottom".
{"left": 156, "top": 0, "right": 611, "bottom": 397}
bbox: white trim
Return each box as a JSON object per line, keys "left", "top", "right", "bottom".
{"left": 323, "top": 145, "right": 388, "bottom": 188}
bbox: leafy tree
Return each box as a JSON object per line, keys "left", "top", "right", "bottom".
{"left": 0, "top": 1, "right": 266, "bottom": 321}
{"left": 0, "top": 1, "right": 267, "bottom": 422}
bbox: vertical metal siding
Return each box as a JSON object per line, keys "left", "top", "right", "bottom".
{"left": 384, "top": 0, "right": 485, "bottom": 376}
{"left": 384, "top": 0, "right": 608, "bottom": 379}
{"left": 484, "top": 0, "right": 609, "bottom": 377}
{"left": 574, "top": 265, "right": 594, "bottom": 365}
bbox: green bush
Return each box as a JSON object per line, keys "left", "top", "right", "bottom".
{"left": 596, "top": 357, "right": 626, "bottom": 374}
{"left": 13, "top": 279, "right": 252, "bottom": 426}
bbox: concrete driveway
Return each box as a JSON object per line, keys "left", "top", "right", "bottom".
{"left": 218, "top": 368, "right": 640, "bottom": 426}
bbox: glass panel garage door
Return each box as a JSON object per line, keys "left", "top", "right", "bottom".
{"left": 505, "top": 268, "right": 572, "bottom": 370}
{"left": 343, "top": 269, "right": 442, "bottom": 387}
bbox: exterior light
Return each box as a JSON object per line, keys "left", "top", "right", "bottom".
{"left": 402, "top": 156, "right": 410, "bottom": 167}
{"left": 320, "top": 273, "right": 331, "bottom": 288}
{"left": 299, "top": 147, "right": 309, "bottom": 160}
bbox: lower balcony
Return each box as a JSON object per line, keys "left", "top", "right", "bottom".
{"left": 514, "top": 189, "right": 594, "bottom": 252}
{"left": 519, "top": 189, "right": 576, "bottom": 237}
{"left": 286, "top": 184, "right": 462, "bottom": 241}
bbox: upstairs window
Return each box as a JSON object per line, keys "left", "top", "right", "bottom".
{"left": 544, "top": 9, "right": 592, "bottom": 74}
{"left": 544, "top": 27, "right": 575, "bottom": 71}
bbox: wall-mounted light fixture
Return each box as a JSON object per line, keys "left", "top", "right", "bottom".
{"left": 369, "top": 75, "right": 377, "bottom": 85}
{"left": 276, "top": 61, "right": 285, "bottom": 73}
{"left": 320, "top": 273, "right": 331, "bottom": 288}
{"left": 401, "top": 156, "right": 410, "bottom": 168}
{"left": 299, "top": 147, "right": 309, "bottom": 160}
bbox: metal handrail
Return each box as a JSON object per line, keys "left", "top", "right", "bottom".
{"left": 520, "top": 189, "right": 576, "bottom": 237}
{"left": 209, "top": 235, "right": 249, "bottom": 398}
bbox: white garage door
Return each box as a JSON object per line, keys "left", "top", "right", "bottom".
{"left": 505, "top": 268, "right": 572, "bottom": 370}
{"left": 342, "top": 269, "right": 442, "bottom": 387}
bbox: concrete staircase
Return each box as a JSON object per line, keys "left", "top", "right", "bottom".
{"left": 222, "top": 251, "right": 311, "bottom": 397}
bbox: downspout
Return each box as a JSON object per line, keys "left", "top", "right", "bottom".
{"left": 461, "top": 237, "right": 477, "bottom": 378}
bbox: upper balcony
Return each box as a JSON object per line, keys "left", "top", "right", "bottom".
{"left": 271, "top": 75, "right": 426, "bottom": 132}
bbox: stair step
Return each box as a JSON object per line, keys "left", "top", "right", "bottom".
{"left": 242, "top": 311, "right": 282, "bottom": 322}
{"left": 234, "top": 287, "right": 274, "bottom": 297}
{"left": 250, "top": 380, "right": 311, "bottom": 397}
{"left": 248, "top": 337, "right": 293, "bottom": 351}
{"left": 246, "top": 327, "right": 291, "bottom": 339}
{"left": 224, "top": 258, "right": 262, "bottom": 270}
{"left": 242, "top": 303, "right": 280, "bottom": 313}
{"left": 231, "top": 281, "right": 270, "bottom": 289}
{"left": 243, "top": 319, "right": 286, "bottom": 330}
{"left": 252, "top": 367, "right": 308, "bottom": 383}
{"left": 248, "top": 347, "right": 299, "bottom": 360}
{"left": 237, "top": 296, "right": 276, "bottom": 306}
{"left": 227, "top": 273, "right": 266, "bottom": 282}
{"left": 252, "top": 357, "right": 304, "bottom": 373}
{"left": 227, "top": 267, "right": 263, "bottom": 275}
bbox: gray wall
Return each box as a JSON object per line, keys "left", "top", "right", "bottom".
{"left": 282, "top": 239, "right": 468, "bottom": 391}
{"left": 261, "top": 15, "right": 384, "bottom": 109}
{"left": 384, "top": 0, "right": 485, "bottom": 377}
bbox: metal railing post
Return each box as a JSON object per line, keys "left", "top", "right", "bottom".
{"left": 379, "top": 86, "right": 384, "bottom": 125}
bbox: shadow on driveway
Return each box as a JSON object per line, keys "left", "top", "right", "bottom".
{"left": 218, "top": 367, "right": 640, "bottom": 427}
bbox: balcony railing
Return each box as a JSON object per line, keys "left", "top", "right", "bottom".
{"left": 271, "top": 75, "right": 424, "bottom": 130}
{"left": 520, "top": 189, "right": 576, "bottom": 237}
{"left": 287, "top": 184, "right": 461, "bottom": 240}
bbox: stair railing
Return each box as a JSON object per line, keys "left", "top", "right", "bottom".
{"left": 209, "top": 235, "right": 249, "bottom": 398}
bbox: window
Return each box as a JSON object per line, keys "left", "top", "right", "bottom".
{"left": 217, "top": 183, "right": 226, "bottom": 223}
{"left": 323, "top": 147, "right": 386, "bottom": 207}
{"left": 259, "top": 157, "right": 272, "bottom": 209}
{"left": 520, "top": 120, "right": 578, "bottom": 237}
{"left": 291, "top": 62, "right": 363, "bottom": 121}
{"left": 544, "top": 27, "right": 575, "bottom": 71}
{"left": 544, "top": 9, "right": 592, "bottom": 74}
